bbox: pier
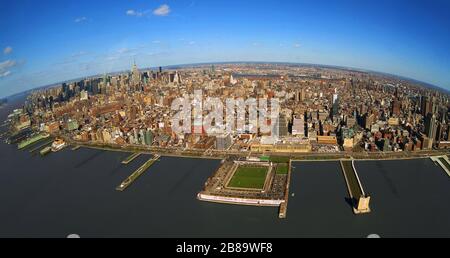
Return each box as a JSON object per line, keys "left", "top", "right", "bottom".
{"left": 278, "top": 160, "right": 292, "bottom": 219}
{"left": 71, "top": 145, "right": 81, "bottom": 151}
{"left": 121, "top": 152, "right": 141, "bottom": 165}
{"left": 340, "top": 160, "right": 371, "bottom": 214}
{"left": 28, "top": 138, "right": 54, "bottom": 153}
{"left": 116, "top": 155, "right": 160, "bottom": 191}
{"left": 17, "top": 134, "right": 50, "bottom": 150}
{"left": 430, "top": 156, "right": 450, "bottom": 177}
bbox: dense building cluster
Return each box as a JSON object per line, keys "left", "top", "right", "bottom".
{"left": 8, "top": 63, "right": 450, "bottom": 154}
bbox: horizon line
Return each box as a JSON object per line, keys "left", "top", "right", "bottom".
{"left": 3, "top": 61, "right": 448, "bottom": 99}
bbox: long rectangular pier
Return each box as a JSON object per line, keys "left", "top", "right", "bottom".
{"left": 71, "top": 145, "right": 81, "bottom": 151}
{"left": 121, "top": 152, "right": 141, "bottom": 165}
{"left": 18, "top": 134, "right": 50, "bottom": 150}
{"left": 430, "top": 156, "right": 450, "bottom": 177}
{"left": 116, "top": 155, "right": 160, "bottom": 191}
{"left": 28, "top": 138, "right": 54, "bottom": 153}
{"left": 340, "top": 160, "right": 370, "bottom": 214}
{"left": 278, "top": 160, "right": 292, "bottom": 219}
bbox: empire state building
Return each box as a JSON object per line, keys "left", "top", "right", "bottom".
{"left": 131, "top": 61, "right": 141, "bottom": 86}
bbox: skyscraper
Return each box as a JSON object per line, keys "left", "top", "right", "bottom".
{"left": 425, "top": 113, "right": 437, "bottom": 142}
{"left": 332, "top": 91, "right": 339, "bottom": 117}
{"left": 174, "top": 71, "right": 182, "bottom": 84}
{"left": 391, "top": 99, "right": 401, "bottom": 116}
{"left": 276, "top": 113, "right": 289, "bottom": 137}
{"left": 421, "top": 95, "right": 431, "bottom": 116}
{"left": 131, "top": 61, "right": 141, "bottom": 85}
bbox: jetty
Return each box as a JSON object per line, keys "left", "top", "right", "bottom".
{"left": 18, "top": 134, "right": 50, "bottom": 150}
{"left": 29, "top": 138, "right": 54, "bottom": 153}
{"left": 278, "top": 160, "right": 292, "bottom": 219}
{"left": 121, "top": 152, "right": 141, "bottom": 165}
{"left": 340, "top": 160, "right": 371, "bottom": 214}
{"left": 71, "top": 145, "right": 81, "bottom": 151}
{"left": 430, "top": 156, "right": 450, "bottom": 177}
{"left": 40, "top": 146, "right": 51, "bottom": 156}
{"left": 116, "top": 155, "right": 160, "bottom": 191}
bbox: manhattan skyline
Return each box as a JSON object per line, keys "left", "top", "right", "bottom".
{"left": 1, "top": 0, "right": 450, "bottom": 98}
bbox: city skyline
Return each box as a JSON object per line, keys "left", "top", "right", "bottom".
{"left": 1, "top": 0, "right": 450, "bottom": 98}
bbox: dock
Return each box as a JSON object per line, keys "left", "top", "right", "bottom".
{"left": 116, "top": 155, "right": 160, "bottom": 191}
{"left": 340, "top": 160, "right": 371, "bottom": 214}
{"left": 430, "top": 156, "right": 450, "bottom": 177}
{"left": 71, "top": 145, "right": 81, "bottom": 151}
{"left": 278, "top": 160, "right": 292, "bottom": 219}
{"left": 29, "top": 138, "right": 54, "bottom": 153}
{"left": 121, "top": 152, "right": 141, "bottom": 165}
{"left": 17, "top": 134, "right": 50, "bottom": 150}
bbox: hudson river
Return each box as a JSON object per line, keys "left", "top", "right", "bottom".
{"left": 0, "top": 95, "right": 449, "bottom": 237}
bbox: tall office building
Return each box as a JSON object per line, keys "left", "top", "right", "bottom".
{"left": 216, "top": 133, "right": 232, "bottom": 150}
{"left": 131, "top": 62, "right": 141, "bottom": 85}
{"left": 292, "top": 118, "right": 305, "bottom": 137}
{"left": 332, "top": 91, "right": 339, "bottom": 116}
{"left": 300, "top": 88, "right": 306, "bottom": 102}
{"left": 174, "top": 71, "right": 182, "bottom": 84}
{"left": 421, "top": 96, "right": 431, "bottom": 116}
{"left": 391, "top": 99, "right": 401, "bottom": 116}
{"left": 425, "top": 113, "right": 437, "bottom": 141}
{"left": 276, "top": 113, "right": 289, "bottom": 137}
{"left": 144, "top": 129, "right": 154, "bottom": 146}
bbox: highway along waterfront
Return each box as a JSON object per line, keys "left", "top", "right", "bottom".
{"left": 0, "top": 95, "right": 449, "bottom": 237}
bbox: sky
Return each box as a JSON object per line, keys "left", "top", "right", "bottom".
{"left": 1, "top": 0, "right": 450, "bottom": 98}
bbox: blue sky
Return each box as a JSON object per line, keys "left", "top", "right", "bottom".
{"left": 1, "top": 0, "right": 450, "bottom": 97}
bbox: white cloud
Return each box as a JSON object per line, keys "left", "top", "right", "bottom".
{"left": 293, "top": 43, "right": 301, "bottom": 48}
{"left": 71, "top": 51, "right": 88, "bottom": 58}
{"left": 126, "top": 9, "right": 149, "bottom": 17}
{"left": 0, "top": 60, "right": 16, "bottom": 79}
{"left": 106, "top": 56, "right": 119, "bottom": 61}
{"left": 152, "top": 40, "right": 161, "bottom": 44}
{"left": 126, "top": 10, "right": 137, "bottom": 16}
{"left": 3, "top": 46, "right": 12, "bottom": 55}
{"left": 153, "top": 4, "right": 170, "bottom": 16}
{"left": 74, "top": 17, "right": 88, "bottom": 23}
{"left": 0, "top": 60, "right": 16, "bottom": 70}
{"left": 117, "top": 48, "right": 133, "bottom": 54}
{"left": 0, "top": 70, "right": 11, "bottom": 78}
{"left": 188, "top": 41, "right": 196, "bottom": 45}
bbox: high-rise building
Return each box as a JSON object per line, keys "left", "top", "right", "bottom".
{"left": 169, "top": 72, "right": 175, "bottom": 83}
{"left": 292, "top": 118, "right": 305, "bottom": 137}
{"left": 300, "top": 88, "right": 306, "bottom": 102}
{"left": 332, "top": 92, "right": 339, "bottom": 116}
{"left": 421, "top": 95, "right": 431, "bottom": 116}
{"left": 425, "top": 113, "right": 437, "bottom": 142}
{"left": 144, "top": 129, "right": 153, "bottom": 146}
{"left": 131, "top": 62, "right": 141, "bottom": 85}
{"left": 276, "top": 113, "right": 289, "bottom": 137}
{"left": 391, "top": 99, "right": 401, "bottom": 116}
{"left": 174, "top": 71, "right": 182, "bottom": 84}
{"left": 216, "top": 133, "right": 232, "bottom": 150}
{"left": 80, "top": 90, "right": 88, "bottom": 100}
